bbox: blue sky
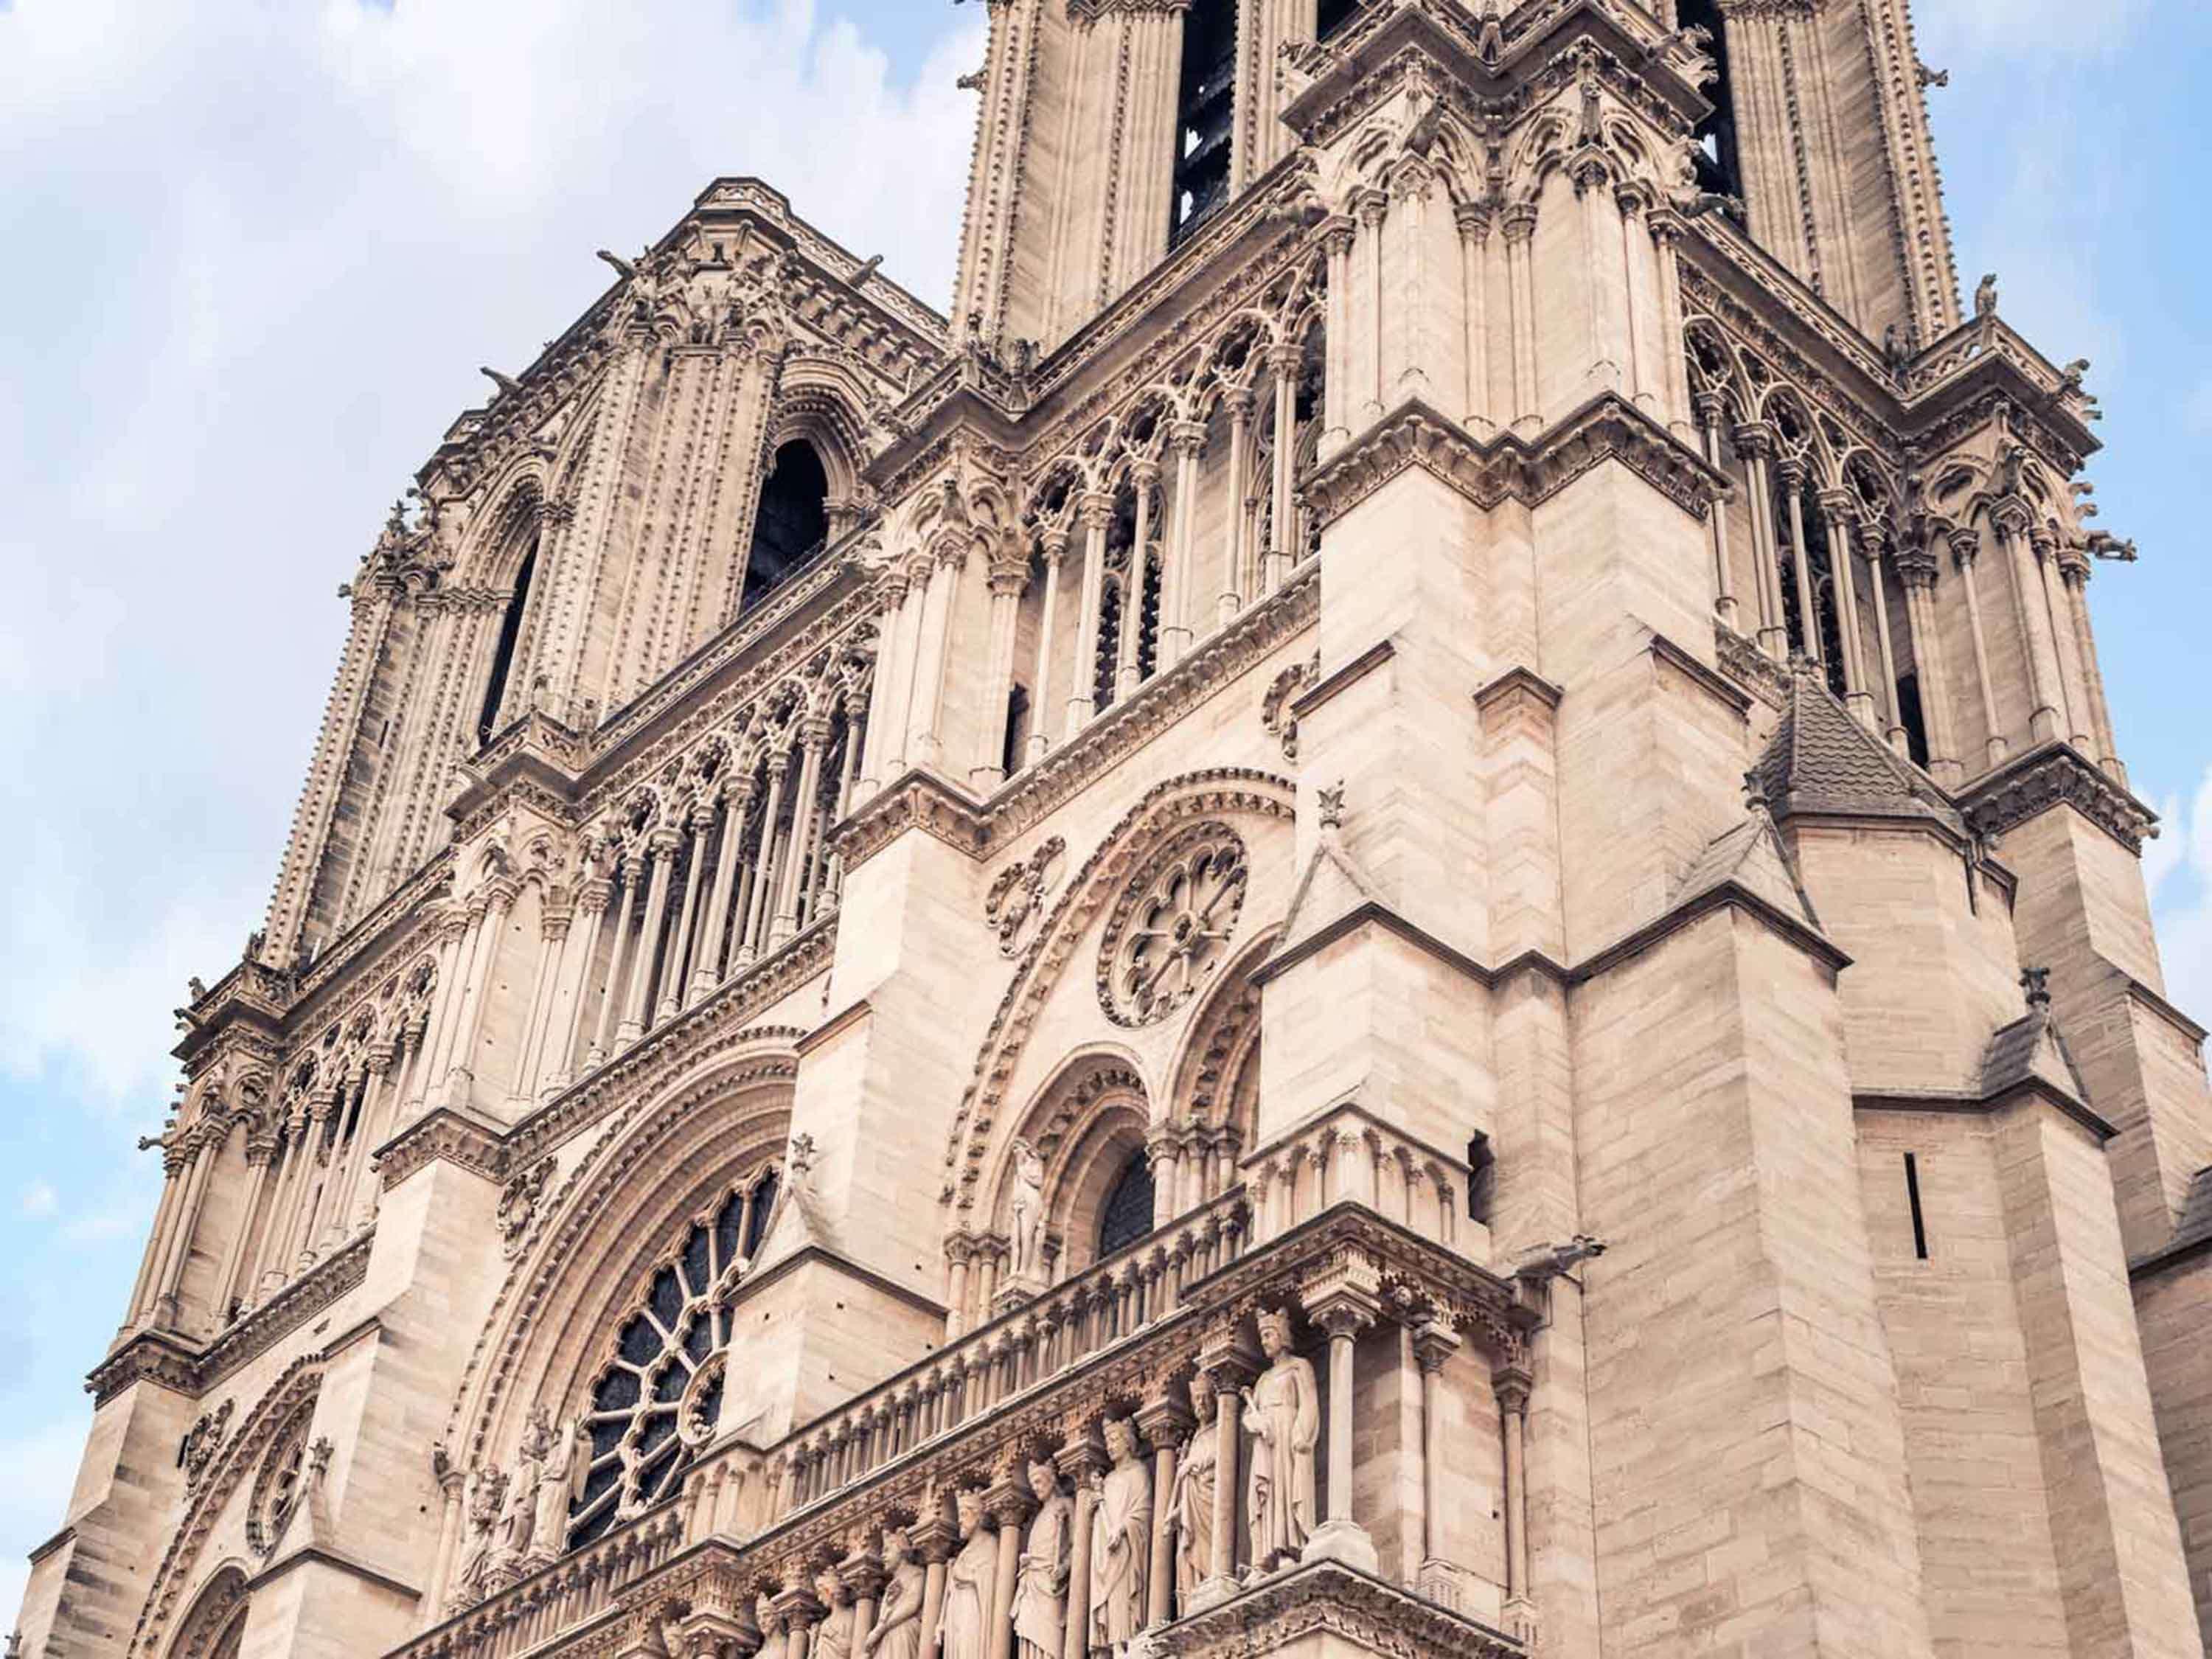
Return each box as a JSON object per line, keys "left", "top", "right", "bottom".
{"left": 0, "top": 0, "right": 2205, "bottom": 1621}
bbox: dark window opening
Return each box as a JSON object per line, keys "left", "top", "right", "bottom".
{"left": 1171, "top": 0, "right": 1237, "bottom": 248}
{"left": 1095, "top": 577, "right": 1125, "bottom": 712}
{"left": 745, "top": 440, "right": 830, "bottom": 611}
{"left": 1904, "top": 1152, "right": 1929, "bottom": 1260}
{"left": 1896, "top": 671, "right": 1930, "bottom": 768}
{"left": 1317, "top": 0, "right": 1362, "bottom": 41}
{"left": 1001, "top": 684, "right": 1031, "bottom": 776}
{"left": 1467, "top": 1130, "right": 1494, "bottom": 1226}
{"left": 1676, "top": 0, "right": 1744, "bottom": 208}
{"left": 476, "top": 538, "right": 538, "bottom": 748}
{"left": 1099, "top": 1152, "right": 1158, "bottom": 1257}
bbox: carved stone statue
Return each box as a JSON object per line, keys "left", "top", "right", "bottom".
{"left": 493, "top": 1416, "right": 549, "bottom": 1569}
{"left": 451, "top": 1466, "right": 507, "bottom": 1607}
{"left": 1007, "top": 1139, "right": 1047, "bottom": 1280}
{"left": 1975, "top": 271, "right": 1999, "bottom": 320}
{"left": 865, "top": 1529, "right": 926, "bottom": 1659}
{"left": 1242, "top": 1309, "right": 1318, "bottom": 1572}
{"left": 813, "top": 1568, "right": 854, "bottom": 1659}
{"left": 936, "top": 1488, "right": 995, "bottom": 1659}
{"left": 1088, "top": 1418, "right": 1152, "bottom": 1655}
{"left": 1169, "top": 1371, "right": 1219, "bottom": 1604}
{"left": 1011, "top": 1459, "right": 1071, "bottom": 1659}
{"left": 531, "top": 1408, "right": 590, "bottom": 1560}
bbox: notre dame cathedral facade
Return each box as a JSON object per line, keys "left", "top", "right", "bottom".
{"left": 21, "top": 2, "right": 2212, "bottom": 1657}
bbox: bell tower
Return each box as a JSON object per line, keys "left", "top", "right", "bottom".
{"left": 1677, "top": 0, "right": 1960, "bottom": 343}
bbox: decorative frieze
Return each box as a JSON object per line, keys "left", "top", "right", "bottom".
{"left": 1959, "top": 741, "right": 2154, "bottom": 855}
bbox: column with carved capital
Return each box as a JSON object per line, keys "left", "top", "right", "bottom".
{"left": 1498, "top": 1367, "right": 1534, "bottom": 1640}
{"left": 618, "top": 832, "right": 678, "bottom": 1044}
{"left": 1116, "top": 463, "right": 1157, "bottom": 700}
{"left": 1863, "top": 543, "right": 1907, "bottom": 751}
{"left": 588, "top": 852, "right": 636, "bottom": 1067}
{"left": 909, "top": 543, "right": 967, "bottom": 769}
{"left": 1455, "top": 204, "right": 1492, "bottom": 435}
{"left": 512, "top": 892, "right": 575, "bottom": 1103}
{"left": 986, "top": 1470, "right": 1032, "bottom": 1659}
{"left": 1776, "top": 458, "right": 1820, "bottom": 660}
{"left": 658, "top": 801, "right": 714, "bottom": 1020}
{"left": 1354, "top": 188, "right": 1387, "bottom": 420}
{"left": 1025, "top": 529, "right": 1071, "bottom": 763}
{"left": 1881, "top": 547, "right": 1947, "bottom": 783}
{"left": 445, "top": 878, "right": 518, "bottom": 1106}
{"left": 1192, "top": 1326, "right": 1259, "bottom": 1610}
{"left": 1136, "top": 1390, "right": 1194, "bottom": 1627}
{"left": 1263, "top": 346, "right": 1301, "bottom": 594}
{"left": 1300, "top": 1270, "right": 1381, "bottom": 1572}
{"left": 150, "top": 1131, "right": 216, "bottom": 1328}
{"left": 774, "top": 1585, "right": 824, "bottom": 1659}
{"left": 1503, "top": 204, "right": 1540, "bottom": 432}
{"left": 740, "top": 754, "right": 791, "bottom": 965}
{"left": 914, "top": 1497, "right": 959, "bottom": 1659}
{"left": 1734, "top": 423, "right": 1787, "bottom": 658}
{"left": 2059, "top": 549, "right": 2120, "bottom": 774}
{"left": 545, "top": 866, "right": 609, "bottom": 1087}
{"left": 411, "top": 900, "right": 475, "bottom": 1113}
{"left": 773, "top": 718, "right": 832, "bottom": 947}
{"left": 210, "top": 1127, "right": 278, "bottom": 1327}
{"left": 423, "top": 1447, "right": 469, "bottom": 1632}
{"left": 1217, "top": 392, "right": 1253, "bottom": 628}
{"left": 2036, "top": 528, "right": 2092, "bottom": 751}
{"left": 975, "top": 540, "right": 1030, "bottom": 790}
{"left": 1411, "top": 1321, "right": 1463, "bottom": 1604}
{"left": 1069, "top": 493, "right": 1113, "bottom": 731}
{"left": 690, "top": 774, "right": 753, "bottom": 1004}
{"left": 1694, "top": 395, "right": 1739, "bottom": 627}
{"left": 1321, "top": 216, "right": 1357, "bottom": 456}
{"left": 335, "top": 1042, "right": 398, "bottom": 1241}
{"left": 1950, "top": 527, "right": 2006, "bottom": 767}
{"left": 1160, "top": 423, "right": 1203, "bottom": 669}
{"left": 123, "top": 1134, "right": 185, "bottom": 1328}
{"left": 1055, "top": 1426, "right": 1107, "bottom": 1659}
{"left": 272, "top": 1091, "right": 335, "bottom": 1281}
{"left": 881, "top": 563, "right": 928, "bottom": 782}
{"left": 1820, "top": 493, "right": 1874, "bottom": 726}
{"left": 1997, "top": 512, "right": 2065, "bottom": 743}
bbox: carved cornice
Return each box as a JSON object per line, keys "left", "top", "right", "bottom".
{"left": 86, "top": 1329, "right": 201, "bottom": 1406}
{"left": 1714, "top": 624, "right": 1789, "bottom": 710}
{"left": 1302, "top": 394, "right": 1726, "bottom": 529}
{"left": 1958, "top": 742, "right": 2154, "bottom": 856}
{"left": 987, "top": 569, "right": 1318, "bottom": 842}
{"left": 377, "top": 1107, "right": 508, "bottom": 1189}
{"left": 834, "top": 771, "right": 992, "bottom": 874}
{"left": 1155, "top": 1560, "right": 1525, "bottom": 1659}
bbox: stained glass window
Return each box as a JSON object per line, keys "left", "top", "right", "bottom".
{"left": 1098, "top": 1153, "right": 1157, "bottom": 1259}
{"left": 567, "top": 1175, "right": 773, "bottom": 1546}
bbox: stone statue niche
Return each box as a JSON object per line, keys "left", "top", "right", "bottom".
{"left": 1241, "top": 1307, "right": 1318, "bottom": 1576}
{"left": 1088, "top": 1416, "right": 1152, "bottom": 1656}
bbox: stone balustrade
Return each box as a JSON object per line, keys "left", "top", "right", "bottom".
{"left": 394, "top": 1204, "right": 1536, "bottom": 1659}
{"left": 779, "top": 1189, "right": 1256, "bottom": 1512}
{"left": 1241, "top": 1104, "right": 1480, "bottom": 1260}
{"left": 403, "top": 1506, "right": 687, "bottom": 1659}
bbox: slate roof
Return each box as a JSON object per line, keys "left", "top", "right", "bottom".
{"left": 1748, "top": 663, "right": 1965, "bottom": 835}
{"left": 1978, "top": 1002, "right": 2087, "bottom": 1104}
{"left": 1671, "top": 810, "right": 1822, "bottom": 931}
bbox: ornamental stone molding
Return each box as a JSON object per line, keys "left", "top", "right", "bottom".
{"left": 1096, "top": 822, "right": 1251, "bottom": 1028}
{"left": 1959, "top": 742, "right": 2155, "bottom": 855}
{"left": 1152, "top": 1561, "right": 1525, "bottom": 1659}
{"left": 1301, "top": 394, "right": 1728, "bottom": 532}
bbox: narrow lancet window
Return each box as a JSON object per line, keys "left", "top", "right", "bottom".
{"left": 1170, "top": 0, "right": 1237, "bottom": 248}
{"left": 1098, "top": 1152, "right": 1157, "bottom": 1256}
{"left": 476, "top": 537, "right": 537, "bottom": 748}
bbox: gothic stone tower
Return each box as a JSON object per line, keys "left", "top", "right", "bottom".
{"left": 19, "top": 5, "right": 2212, "bottom": 1659}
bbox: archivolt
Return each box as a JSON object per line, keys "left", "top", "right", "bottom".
{"left": 131, "top": 1356, "right": 326, "bottom": 1659}
{"left": 442, "top": 1028, "right": 802, "bottom": 1470}
{"left": 940, "top": 768, "right": 1295, "bottom": 1217}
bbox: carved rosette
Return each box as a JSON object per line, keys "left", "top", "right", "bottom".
{"left": 1096, "top": 823, "right": 1249, "bottom": 1028}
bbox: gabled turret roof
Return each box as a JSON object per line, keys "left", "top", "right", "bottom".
{"left": 1748, "top": 662, "right": 1965, "bottom": 835}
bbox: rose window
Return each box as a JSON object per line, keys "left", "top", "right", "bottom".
{"left": 246, "top": 1399, "right": 316, "bottom": 1557}
{"left": 568, "top": 1174, "right": 773, "bottom": 1546}
{"left": 1099, "top": 822, "right": 1248, "bottom": 1026}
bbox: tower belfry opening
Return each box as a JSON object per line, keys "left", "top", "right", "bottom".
{"left": 745, "top": 439, "right": 828, "bottom": 610}
{"left": 1677, "top": 0, "right": 1744, "bottom": 205}
{"left": 476, "top": 537, "right": 536, "bottom": 748}
{"left": 1170, "top": 0, "right": 1236, "bottom": 248}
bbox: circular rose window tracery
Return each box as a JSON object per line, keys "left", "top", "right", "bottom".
{"left": 567, "top": 1172, "right": 773, "bottom": 1548}
{"left": 246, "top": 1399, "right": 316, "bottom": 1558}
{"left": 1098, "top": 822, "right": 1248, "bottom": 1027}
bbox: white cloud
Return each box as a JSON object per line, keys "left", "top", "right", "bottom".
{"left": 0, "top": 0, "right": 979, "bottom": 1619}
